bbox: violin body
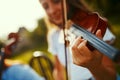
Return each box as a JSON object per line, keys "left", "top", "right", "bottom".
{"left": 71, "top": 8, "right": 107, "bottom": 37}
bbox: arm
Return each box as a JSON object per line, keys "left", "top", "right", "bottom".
{"left": 52, "top": 55, "right": 66, "bottom": 80}
{"left": 89, "top": 55, "right": 116, "bottom": 80}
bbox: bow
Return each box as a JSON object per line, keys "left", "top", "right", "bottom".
{"left": 61, "top": 0, "right": 69, "bottom": 80}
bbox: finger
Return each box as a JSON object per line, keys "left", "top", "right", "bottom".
{"left": 95, "top": 29, "right": 102, "bottom": 39}
{"left": 77, "top": 40, "right": 92, "bottom": 56}
{"left": 71, "top": 44, "right": 83, "bottom": 65}
{"left": 71, "top": 37, "right": 84, "bottom": 58}
{"left": 71, "top": 36, "right": 83, "bottom": 48}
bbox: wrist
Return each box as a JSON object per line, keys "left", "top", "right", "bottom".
{"left": 87, "top": 63, "right": 103, "bottom": 74}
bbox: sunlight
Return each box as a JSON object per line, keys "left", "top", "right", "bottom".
{"left": 0, "top": 0, "right": 46, "bottom": 39}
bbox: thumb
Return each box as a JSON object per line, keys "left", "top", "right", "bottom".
{"left": 95, "top": 29, "right": 102, "bottom": 40}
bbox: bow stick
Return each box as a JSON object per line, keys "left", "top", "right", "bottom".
{"left": 61, "top": 0, "right": 69, "bottom": 80}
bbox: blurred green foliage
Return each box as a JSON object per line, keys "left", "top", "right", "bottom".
{"left": 85, "top": 0, "right": 120, "bottom": 18}
{"left": 30, "top": 18, "right": 48, "bottom": 53}
{"left": 9, "top": 18, "right": 50, "bottom": 63}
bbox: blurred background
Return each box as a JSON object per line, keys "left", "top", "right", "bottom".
{"left": 0, "top": 0, "right": 120, "bottom": 76}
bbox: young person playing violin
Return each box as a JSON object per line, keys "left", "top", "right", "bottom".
{"left": 39, "top": 0, "right": 117, "bottom": 80}
{"left": 0, "top": 33, "right": 45, "bottom": 80}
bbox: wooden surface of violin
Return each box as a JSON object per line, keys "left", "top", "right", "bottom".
{"left": 70, "top": 8, "right": 107, "bottom": 37}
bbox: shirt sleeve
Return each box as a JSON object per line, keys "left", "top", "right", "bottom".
{"left": 47, "top": 31, "right": 57, "bottom": 55}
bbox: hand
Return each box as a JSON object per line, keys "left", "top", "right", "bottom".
{"left": 71, "top": 29, "right": 103, "bottom": 69}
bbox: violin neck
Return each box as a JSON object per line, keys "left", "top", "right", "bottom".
{"left": 70, "top": 24, "right": 120, "bottom": 63}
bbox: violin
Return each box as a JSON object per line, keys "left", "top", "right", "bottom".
{"left": 67, "top": 6, "right": 120, "bottom": 64}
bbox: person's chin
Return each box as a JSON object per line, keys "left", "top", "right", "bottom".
{"left": 50, "top": 19, "right": 64, "bottom": 28}
{"left": 54, "top": 22, "right": 63, "bottom": 27}
{"left": 56, "top": 22, "right": 64, "bottom": 28}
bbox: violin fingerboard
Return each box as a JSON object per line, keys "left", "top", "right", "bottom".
{"left": 69, "top": 24, "right": 120, "bottom": 62}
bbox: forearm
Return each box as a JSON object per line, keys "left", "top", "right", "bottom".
{"left": 53, "top": 56, "right": 66, "bottom": 80}
{"left": 88, "top": 64, "right": 117, "bottom": 80}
